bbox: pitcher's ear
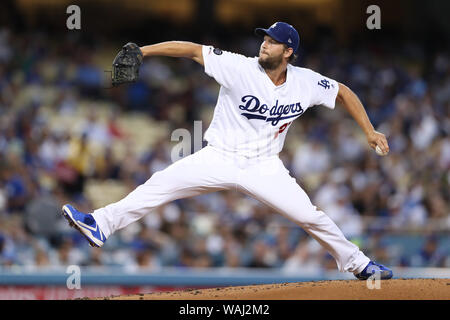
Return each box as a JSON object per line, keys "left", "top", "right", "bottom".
{"left": 284, "top": 47, "right": 294, "bottom": 59}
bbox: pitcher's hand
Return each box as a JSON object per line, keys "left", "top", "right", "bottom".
{"left": 366, "top": 130, "right": 389, "bottom": 155}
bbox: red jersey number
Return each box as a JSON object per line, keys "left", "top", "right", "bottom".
{"left": 274, "top": 121, "right": 292, "bottom": 139}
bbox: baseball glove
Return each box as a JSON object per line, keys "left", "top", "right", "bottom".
{"left": 111, "top": 42, "right": 143, "bottom": 86}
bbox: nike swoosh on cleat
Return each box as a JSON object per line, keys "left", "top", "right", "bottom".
{"left": 63, "top": 206, "right": 104, "bottom": 245}
{"left": 78, "top": 221, "right": 104, "bottom": 241}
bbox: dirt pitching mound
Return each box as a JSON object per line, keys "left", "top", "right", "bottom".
{"left": 102, "top": 278, "right": 449, "bottom": 300}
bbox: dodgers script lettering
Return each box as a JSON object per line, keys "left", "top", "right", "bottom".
{"left": 238, "top": 95, "right": 304, "bottom": 126}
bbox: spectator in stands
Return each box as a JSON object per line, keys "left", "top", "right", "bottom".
{"left": 410, "top": 236, "right": 447, "bottom": 268}
{"left": 135, "top": 247, "right": 161, "bottom": 270}
{"left": 247, "top": 239, "right": 277, "bottom": 268}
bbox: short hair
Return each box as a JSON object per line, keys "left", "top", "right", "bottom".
{"left": 284, "top": 44, "right": 298, "bottom": 64}
{"left": 288, "top": 53, "right": 298, "bottom": 64}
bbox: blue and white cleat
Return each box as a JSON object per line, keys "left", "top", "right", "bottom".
{"left": 62, "top": 204, "right": 106, "bottom": 248}
{"left": 354, "top": 261, "right": 393, "bottom": 280}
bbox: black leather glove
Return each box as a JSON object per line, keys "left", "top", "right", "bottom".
{"left": 111, "top": 42, "right": 143, "bottom": 86}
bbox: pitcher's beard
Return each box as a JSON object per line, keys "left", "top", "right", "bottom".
{"left": 258, "top": 54, "right": 283, "bottom": 70}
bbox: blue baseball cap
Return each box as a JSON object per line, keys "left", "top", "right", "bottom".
{"left": 255, "top": 22, "right": 300, "bottom": 54}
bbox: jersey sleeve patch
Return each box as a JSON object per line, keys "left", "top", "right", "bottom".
{"left": 305, "top": 69, "right": 339, "bottom": 109}
{"left": 202, "top": 45, "right": 246, "bottom": 89}
{"left": 317, "top": 78, "right": 335, "bottom": 90}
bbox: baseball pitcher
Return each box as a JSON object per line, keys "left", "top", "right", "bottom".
{"left": 63, "top": 22, "right": 393, "bottom": 280}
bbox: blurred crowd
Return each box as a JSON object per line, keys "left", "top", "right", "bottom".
{"left": 0, "top": 27, "right": 449, "bottom": 272}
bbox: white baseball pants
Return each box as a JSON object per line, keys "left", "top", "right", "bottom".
{"left": 92, "top": 145, "right": 370, "bottom": 273}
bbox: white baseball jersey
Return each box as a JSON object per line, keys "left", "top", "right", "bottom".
{"left": 202, "top": 45, "right": 339, "bottom": 158}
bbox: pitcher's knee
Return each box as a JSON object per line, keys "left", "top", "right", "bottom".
{"left": 145, "top": 170, "right": 175, "bottom": 187}
{"left": 139, "top": 172, "right": 172, "bottom": 199}
{"left": 289, "top": 206, "right": 327, "bottom": 228}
